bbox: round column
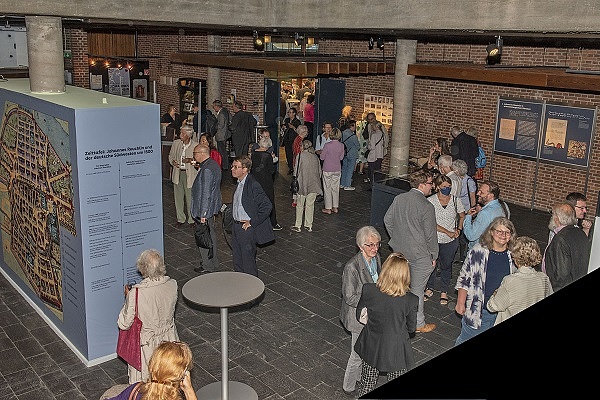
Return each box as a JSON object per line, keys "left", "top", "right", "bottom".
{"left": 25, "top": 16, "right": 65, "bottom": 94}
{"left": 388, "top": 39, "right": 417, "bottom": 177}
{"left": 207, "top": 34, "right": 221, "bottom": 104}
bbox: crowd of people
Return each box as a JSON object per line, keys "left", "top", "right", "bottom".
{"left": 152, "top": 105, "right": 595, "bottom": 398}
{"left": 338, "top": 123, "right": 593, "bottom": 396}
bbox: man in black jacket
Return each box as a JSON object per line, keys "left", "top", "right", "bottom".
{"left": 231, "top": 155, "right": 275, "bottom": 276}
{"left": 230, "top": 100, "right": 257, "bottom": 157}
{"left": 450, "top": 125, "right": 478, "bottom": 177}
{"left": 544, "top": 202, "right": 591, "bottom": 291}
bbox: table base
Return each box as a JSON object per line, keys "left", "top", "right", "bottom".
{"left": 196, "top": 381, "right": 258, "bottom": 400}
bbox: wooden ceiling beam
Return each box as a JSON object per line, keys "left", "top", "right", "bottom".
{"left": 170, "top": 52, "right": 394, "bottom": 77}
{"left": 407, "top": 63, "right": 600, "bottom": 92}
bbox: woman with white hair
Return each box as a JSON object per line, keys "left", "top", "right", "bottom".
{"left": 117, "top": 249, "right": 179, "bottom": 383}
{"left": 453, "top": 158, "right": 477, "bottom": 262}
{"left": 340, "top": 226, "right": 382, "bottom": 396}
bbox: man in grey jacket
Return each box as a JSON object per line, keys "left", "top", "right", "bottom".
{"left": 191, "top": 144, "right": 223, "bottom": 273}
{"left": 384, "top": 169, "right": 439, "bottom": 333}
{"left": 212, "top": 99, "right": 231, "bottom": 170}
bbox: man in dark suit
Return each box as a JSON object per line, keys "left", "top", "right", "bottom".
{"left": 450, "top": 125, "right": 478, "bottom": 177}
{"left": 383, "top": 169, "right": 439, "bottom": 333}
{"left": 230, "top": 100, "right": 257, "bottom": 157}
{"left": 230, "top": 155, "right": 275, "bottom": 276}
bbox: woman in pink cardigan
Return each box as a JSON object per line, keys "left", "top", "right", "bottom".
{"left": 320, "top": 127, "right": 345, "bottom": 214}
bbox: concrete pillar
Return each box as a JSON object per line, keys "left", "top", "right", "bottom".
{"left": 25, "top": 16, "right": 65, "bottom": 94}
{"left": 207, "top": 34, "right": 221, "bottom": 106}
{"left": 388, "top": 39, "right": 417, "bottom": 177}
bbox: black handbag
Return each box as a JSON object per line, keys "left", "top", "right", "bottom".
{"left": 290, "top": 176, "right": 299, "bottom": 194}
{"left": 290, "top": 152, "right": 300, "bottom": 194}
{"left": 194, "top": 221, "right": 213, "bottom": 259}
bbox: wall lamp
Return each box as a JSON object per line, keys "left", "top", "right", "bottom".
{"left": 486, "top": 36, "right": 503, "bottom": 65}
{"left": 253, "top": 30, "right": 264, "bottom": 51}
{"left": 376, "top": 37, "right": 384, "bottom": 50}
{"left": 368, "top": 37, "right": 374, "bottom": 50}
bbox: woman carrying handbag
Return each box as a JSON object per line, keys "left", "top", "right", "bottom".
{"left": 117, "top": 249, "right": 179, "bottom": 383}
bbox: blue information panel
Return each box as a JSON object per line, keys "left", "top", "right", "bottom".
{"left": 494, "top": 98, "right": 544, "bottom": 158}
{"left": 540, "top": 104, "right": 595, "bottom": 167}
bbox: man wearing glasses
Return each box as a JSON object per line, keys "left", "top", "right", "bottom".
{"left": 463, "top": 180, "right": 510, "bottom": 251}
{"left": 230, "top": 155, "right": 275, "bottom": 276}
{"left": 384, "top": 169, "right": 438, "bottom": 333}
{"left": 566, "top": 192, "right": 593, "bottom": 239}
{"left": 191, "top": 144, "right": 222, "bottom": 273}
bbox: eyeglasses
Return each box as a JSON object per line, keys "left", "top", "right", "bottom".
{"left": 363, "top": 242, "right": 381, "bottom": 249}
{"left": 231, "top": 165, "right": 244, "bottom": 169}
{"left": 575, "top": 205, "right": 587, "bottom": 210}
{"left": 493, "top": 229, "right": 512, "bottom": 236}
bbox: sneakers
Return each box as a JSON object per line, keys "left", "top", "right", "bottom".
{"left": 415, "top": 323, "right": 436, "bottom": 333}
{"left": 343, "top": 186, "right": 355, "bottom": 191}
{"left": 363, "top": 178, "right": 370, "bottom": 183}
{"left": 273, "top": 224, "right": 283, "bottom": 231}
{"left": 304, "top": 226, "right": 312, "bottom": 232}
{"left": 291, "top": 226, "right": 301, "bottom": 232}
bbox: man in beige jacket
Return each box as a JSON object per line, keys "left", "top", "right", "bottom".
{"left": 168, "top": 125, "right": 199, "bottom": 225}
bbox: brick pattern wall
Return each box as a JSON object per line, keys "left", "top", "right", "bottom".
{"left": 66, "top": 28, "right": 89, "bottom": 88}
{"left": 62, "top": 29, "right": 600, "bottom": 215}
{"left": 413, "top": 43, "right": 600, "bottom": 214}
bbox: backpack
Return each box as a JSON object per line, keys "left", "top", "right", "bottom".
{"left": 475, "top": 144, "right": 487, "bottom": 169}
{"left": 206, "top": 112, "right": 218, "bottom": 135}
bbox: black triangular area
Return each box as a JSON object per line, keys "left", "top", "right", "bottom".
{"left": 362, "top": 268, "right": 598, "bottom": 399}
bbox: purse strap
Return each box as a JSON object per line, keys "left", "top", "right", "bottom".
{"left": 134, "top": 288, "right": 139, "bottom": 318}
{"left": 128, "top": 382, "right": 142, "bottom": 400}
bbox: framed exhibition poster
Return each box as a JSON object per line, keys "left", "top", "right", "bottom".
{"left": 540, "top": 104, "right": 596, "bottom": 167}
{"left": 493, "top": 98, "right": 544, "bottom": 159}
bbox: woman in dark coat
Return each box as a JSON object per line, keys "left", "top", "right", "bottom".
{"left": 354, "top": 252, "right": 418, "bottom": 397}
{"left": 251, "top": 136, "right": 280, "bottom": 230}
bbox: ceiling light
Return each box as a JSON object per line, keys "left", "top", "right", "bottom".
{"left": 486, "top": 36, "right": 503, "bottom": 65}
{"left": 253, "top": 30, "right": 264, "bottom": 51}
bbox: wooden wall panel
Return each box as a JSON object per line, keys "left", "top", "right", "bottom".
{"left": 87, "top": 32, "right": 135, "bottom": 56}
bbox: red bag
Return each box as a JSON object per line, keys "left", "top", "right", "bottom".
{"left": 116, "top": 288, "right": 143, "bottom": 371}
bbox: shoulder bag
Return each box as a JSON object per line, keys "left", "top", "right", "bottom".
{"left": 116, "top": 288, "right": 143, "bottom": 371}
{"left": 290, "top": 152, "right": 301, "bottom": 194}
{"left": 364, "top": 134, "right": 383, "bottom": 160}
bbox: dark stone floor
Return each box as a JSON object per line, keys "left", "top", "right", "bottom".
{"left": 0, "top": 156, "right": 552, "bottom": 400}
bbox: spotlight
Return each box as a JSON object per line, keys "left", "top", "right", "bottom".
{"left": 294, "top": 32, "right": 304, "bottom": 47}
{"left": 368, "top": 37, "right": 374, "bottom": 50}
{"left": 376, "top": 37, "right": 384, "bottom": 50}
{"left": 253, "top": 30, "right": 264, "bottom": 51}
{"left": 486, "top": 36, "right": 503, "bottom": 65}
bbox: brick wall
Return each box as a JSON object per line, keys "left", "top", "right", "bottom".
{"left": 413, "top": 43, "right": 600, "bottom": 215}
{"left": 63, "top": 30, "right": 600, "bottom": 215}
{"left": 65, "top": 28, "right": 89, "bottom": 88}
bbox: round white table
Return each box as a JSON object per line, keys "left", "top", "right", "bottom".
{"left": 182, "top": 271, "right": 264, "bottom": 400}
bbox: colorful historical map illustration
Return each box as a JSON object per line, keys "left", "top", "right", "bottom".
{"left": 0, "top": 101, "right": 76, "bottom": 318}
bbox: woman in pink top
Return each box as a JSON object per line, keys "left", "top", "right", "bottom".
{"left": 320, "top": 127, "right": 345, "bottom": 214}
{"left": 303, "top": 94, "right": 315, "bottom": 144}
